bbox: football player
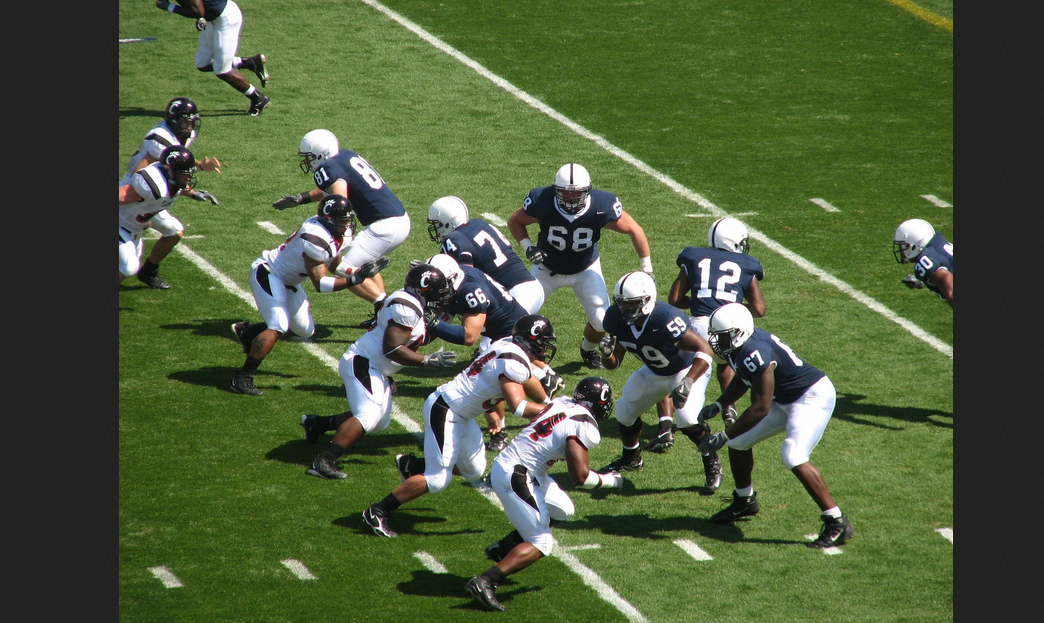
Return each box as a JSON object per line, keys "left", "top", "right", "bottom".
{"left": 465, "top": 377, "right": 623, "bottom": 613}
{"left": 155, "top": 1, "right": 271, "bottom": 116}
{"left": 229, "top": 195, "right": 390, "bottom": 396}
{"left": 596, "top": 271, "right": 723, "bottom": 494}
{"left": 300, "top": 263, "right": 459, "bottom": 479}
{"left": 362, "top": 315, "right": 557, "bottom": 538}
{"left": 273, "top": 129, "right": 413, "bottom": 328}
{"left": 697, "top": 303, "right": 853, "bottom": 548}
{"left": 424, "top": 253, "right": 564, "bottom": 452}
{"left": 507, "top": 163, "right": 653, "bottom": 368}
{"left": 657, "top": 217, "right": 766, "bottom": 450}
{"left": 427, "top": 195, "right": 545, "bottom": 313}
{"left": 120, "top": 99, "right": 222, "bottom": 289}
{"left": 893, "top": 219, "right": 953, "bottom": 308}
{"left": 119, "top": 146, "right": 217, "bottom": 286}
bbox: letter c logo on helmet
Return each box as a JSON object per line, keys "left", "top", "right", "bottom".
{"left": 420, "top": 273, "right": 431, "bottom": 288}
{"left": 530, "top": 320, "right": 546, "bottom": 337}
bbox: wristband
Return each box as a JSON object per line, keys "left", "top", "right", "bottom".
{"left": 167, "top": 3, "right": 177, "bottom": 12}
{"left": 319, "top": 276, "right": 336, "bottom": 293}
{"left": 513, "top": 400, "right": 529, "bottom": 419}
{"left": 581, "top": 471, "right": 602, "bottom": 490}
{"left": 695, "top": 351, "right": 714, "bottom": 365}
{"left": 521, "top": 238, "right": 533, "bottom": 251}
{"left": 639, "top": 256, "right": 653, "bottom": 273}
{"left": 297, "top": 191, "right": 313, "bottom": 204}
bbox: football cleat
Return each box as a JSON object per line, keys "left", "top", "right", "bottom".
{"left": 137, "top": 270, "right": 171, "bottom": 290}
{"left": 231, "top": 321, "right": 251, "bottom": 354}
{"left": 363, "top": 505, "right": 398, "bottom": 538}
{"left": 709, "top": 491, "right": 760, "bottom": 523}
{"left": 580, "top": 347, "right": 604, "bottom": 369}
{"left": 300, "top": 415, "right": 322, "bottom": 445}
{"left": 597, "top": 455, "right": 643, "bottom": 474}
{"left": 487, "top": 430, "right": 508, "bottom": 453}
{"left": 249, "top": 54, "right": 269, "bottom": 87}
{"left": 306, "top": 456, "right": 346, "bottom": 480}
{"left": 394, "top": 453, "right": 422, "bottom": 483}
{"left": 248, "top": 93, "right": 270, "bottom": 117}
{"left": 699, "top": 452, "right": 723, "bottom": 495}
{"left": 465, "top": 575, "right": 505, "bottom": 612}
{"left": 230, "top": 373, "right": 263, "bottom": 396}
{"left": 485, "top": 530, "right": 524, "bottom": 563}
{"left": 807, "top": 515, "right": 854, "bottom": 549}
{"left": 644, "top": 428, "right": 674, "bottom": 453}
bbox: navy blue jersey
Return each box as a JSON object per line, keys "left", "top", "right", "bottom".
{"left": 603, "top": 302, "right": 695, "bottom": 376}
{"left": 311, "top": 149, "right": 406, "bottom": 226}
{"left": 446, "top": 266, "right": 528, "bottom": 341}
{"left": 913, "top": 232, "right": 953, "bottom": 301}
{"left": 726, "top": 328, "right": 826, "bottom": 404}
{"left": 522, "top": 186, "right": 622, "bottom": 275}
{"left": 441, "top": 219, "right": 535, "bottom": 290}
{"left": 676, "top": 247, "right": 765, "bottom": 317}
{"left": 199, "top": 0, "right": 228, "bottom": 21}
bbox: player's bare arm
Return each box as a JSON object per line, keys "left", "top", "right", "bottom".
{"left": 500, "top": 377, "right": 548, "bottom": 420}
{"left": 668, "top": 268, "right": 691, "bottom": 309}
{"left": 564, "top": 438, "right": 593, "bottom": 486}
{"left": 605, "top": 211, "right": 651, "bottom": 260}
{"left": 460, "top": 313, "right": 487, "bottom": 346}
{"left": 507, "top": 207, "right": 538, "bottom": 243}
{"left": 745, "top": 278, "right": 766, "bottom": 317}
{"left": 383, "top": 322, "right": 428, "bottom": 367}
{"left": 119, "top": 185, "right": 143, "bottom": 204}
{"left": 929, "top": 268, "right": 953, "bottom": 307}
{"left": 726, "top": 363, "right": 776, "bottom": 437}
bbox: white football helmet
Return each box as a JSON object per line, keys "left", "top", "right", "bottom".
{"left": 426, "top": 196, "right": 470, "bottom": 242}
{"left": 613, "top": 271, "right": 657, "bottom": 325}
{"left": 553, "top": 163, "right": 592, "bottom": 215}
{"left": 298, "top": 129, "right": 340, "bottom": 174}
{"left": 425, "top": 253, "right": 465, "bottom": 292}
{"left": 892, "top": 219, "right": 935, "bottom": 264}
{"left": 708, "top": 217, "right": 750, "bottom": 254}
{"left": 708, "top": 303, "right": 754, "bottom": 359}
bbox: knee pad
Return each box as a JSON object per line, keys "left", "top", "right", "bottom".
{"left": 424, "top": 470, "right": 452, "bottom": 495}
{"left": 680, "top": 422, "right": 710, "bottom": 446}
{"left": 780, "top": 438, "right": 809, "bottom": 470}
{"left": 547, "top": 495, "right": 575, "bottom": 522}
{"left": 618, "top": 419, "right": 643, "bottom": 437}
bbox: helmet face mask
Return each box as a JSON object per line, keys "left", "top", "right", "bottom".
{"left": 317, "top": 195, "right": 356, "bottom": 238}
{"left": 892, "top": 219, "right": 935, "bottom": 264}
{"left": 573, "top": 376, "right": 614, "bottom": 422}
{"left": 426, "top": 196, "right": 470, "bottom": 242}
{"left": 298, "top": 129, "right": 340, "bottom": 174}
{"left": 708, "top": 218, "right": 750, "bottom": 254}
{"left": 708, "top": 303, "right": 754, "bottom": 360}
{"left": 613, "top": 271, "right": 656, "bottom": 326}
{"left": 165, "top": 97, "right": 200, "bottom": 141}
{"left": 553, "top": 163, "right": 592, "bottom": 215}
{"left": 512, "top": 314, "right": 558, "bottom": 363}
{"left": 160, "top": 146, "right": 197, "bottom": 191}
{"left": 405, "top": 263, "right": 452, "bottom": 311}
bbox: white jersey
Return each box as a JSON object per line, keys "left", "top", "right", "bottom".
{"left": 121, "top": 120, "right": 196, "bottom": 185}
{"left": 261, "top": 217, "right": 350, "bottom": 287}
{"left": 119, "top": 163, "right": 177, "bottom": 235}
{"left": 495, "top": 398, "right": 602, "bottom": 480}
{"left": 348, "top": 289, "right": 428, "bottom": 376}
{"left": 437, "top": 338, "right": 534, "bottom": 417}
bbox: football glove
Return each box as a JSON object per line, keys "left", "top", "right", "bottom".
{"left": 423, "top": 347, "right": 457, "bottom": 368}
{"left": 525, "top": 245, "right": 546, "bottom": 264}
{"left": 188, "top": 189, "right": 219, "bottom": 205}
{"left": 541, "top": 370, "right": 566, "bottom": 399}
{"left": 196, "top": 17, "right": 207, "bottom": 31}
{"left": 723, "top": 405, "right": 738, "bottom": 427}
{"left": 671, "top": 377, "right": 694, "bottom": 410}
{"left": 698, "top": 431, "right": 729, "bottom": 454}
{"left": 409, "top": 259, "right": 424, "bottom": 269}
{"left": 598, "top": 334, "right": 617, "bottom": 359}
{"left": 273, "top": 194, "right": 305, "bottom": 210}
{"left": 902, "top": 274, "right": 924, "bottom": 289}
{"left": 697, "top": 401, "right": 722, "bottom": 424}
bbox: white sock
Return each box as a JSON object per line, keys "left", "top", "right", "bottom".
{"left": 244, "top": 85, "right": 257, "bottom": 97}
{"left": 823, "top": 506, "right": 842, "bottom": 519}
{"left": 581, "top": 339, "right": 598, "bottom": 351}
{"left": 233, "top": 56, "right": 243, "bottom": 67}
{"left": 735, "top": 485, "right": 753, "bottom": 497}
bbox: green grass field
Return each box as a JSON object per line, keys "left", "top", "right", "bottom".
{"left": 120, "top": 1, "right": 952, "bottom": 621}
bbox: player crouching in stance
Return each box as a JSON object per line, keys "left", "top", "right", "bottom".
{"left": 697, "top": 303, "right": 853, "bottom": 548}
{"left": 597, "top": 271, "right": 723, "bottom": 493}
{"left": 464, "top": 377, "right": 621, "bottom": 612}
{"left": 362, "top": 315, "right": 557, "bottom": 538}
{"left": 300, "top": 263, "right": 459, "bottom": 479}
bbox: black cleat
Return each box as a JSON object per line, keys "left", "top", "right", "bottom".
{"left": 394, "top": 453, "right": 421, "bottom": 482}
{"left": 248, "top": 93, "right": 270, "bottom": 116}
{"left": 597, "top": 455, "right": 643, "bottom": 474}
{"left": 249, "top": 53, "right": 269, "bottom": 87}
{"left": 487, "top": 430, "right": 508, "bottom": 453}
{"left": 363, "top": 505, "right": 398, "bottom": 538}
{"left": 698, "top": 452, "right": 722, "bottom": 495}
{"left": 231, "top": 321, "right": 250, "bottom": 354}
{"left": 231, "top": 373, "right": 264, "bottom": 396}
{"left": 300, "top": 415, "right": 322, "bottom": 445}
{"left": 807, "top": 514, "right": 854, "bottom": 549}
{"left": 306, "top": 456, "right": 346, "bottom": 480}
{"left": 137, "top": 270, "right": 170, "bottom": 290}
{"left": 644, "top": 428, "right": 675, "bottom": 453}
{"left": 580, "top": 347, "right": 604, "bottom": 369}
{"left": 709, "top": 491, "right": 760, "bottom": 523}
{"left": 465, "top": 575, "right": 505, "bottom": 612}
{"left": 485, "top": 530, "right": 523, "bottom": 563}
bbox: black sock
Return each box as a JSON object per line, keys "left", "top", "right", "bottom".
{"left": 319, "top": 442, "right": 346, "bottom": 462}
{"left": 623, "top": 446, "right": 642, "bottom": 460}
{"left": 240, "top": 356, "right": 262, "bottom": 374}
{"left": 481, "top": 566, "right": 506, "bottom": 586}
{"left": 376, "top": 493, "right": 402, "bottom": 514}
{"left": 243, "top": 322, "right": 266, "bottom": 344}
{"left": 140, "top": 259, "right": 159, "bottom": 275}
{"left": 500, "top": 530, "right": 524, "bottom": 550}
{"left": 315, "top": 416, "right": 336, "bottom": 433}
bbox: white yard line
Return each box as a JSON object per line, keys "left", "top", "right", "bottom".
{"left": 257, "top": 221, "right": 285, "bottom": 235}
{"left": 358, "top": 0, "right": 951, "bottom": 360}
{"left": 685, "top": 212, "right": 758, "bottom": 219}
{"left": 147, "top": 566, "right": 184, "bottom": 588}
{"left": 480, "top": 212, "right": 508, "bottom": 227}
{"left": 553, "top": 547, "right": 648, "bottom": 623}
{"left": 413, "top": 551, "right": 449, "bottom": 573}
{"left": 810, "top": 198, "right": 841, "bottom": 213}
{"left": 935, "top": 527, "right": 953, "bottom": 544}
{"left": 281, "top": 559, "right": 318, "bottom": 580}
{"left": 921, "top": 194, "right": 952, "bottom": 208}
{"left": 673, "top": 539, "right": 713, "bottom": 561}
